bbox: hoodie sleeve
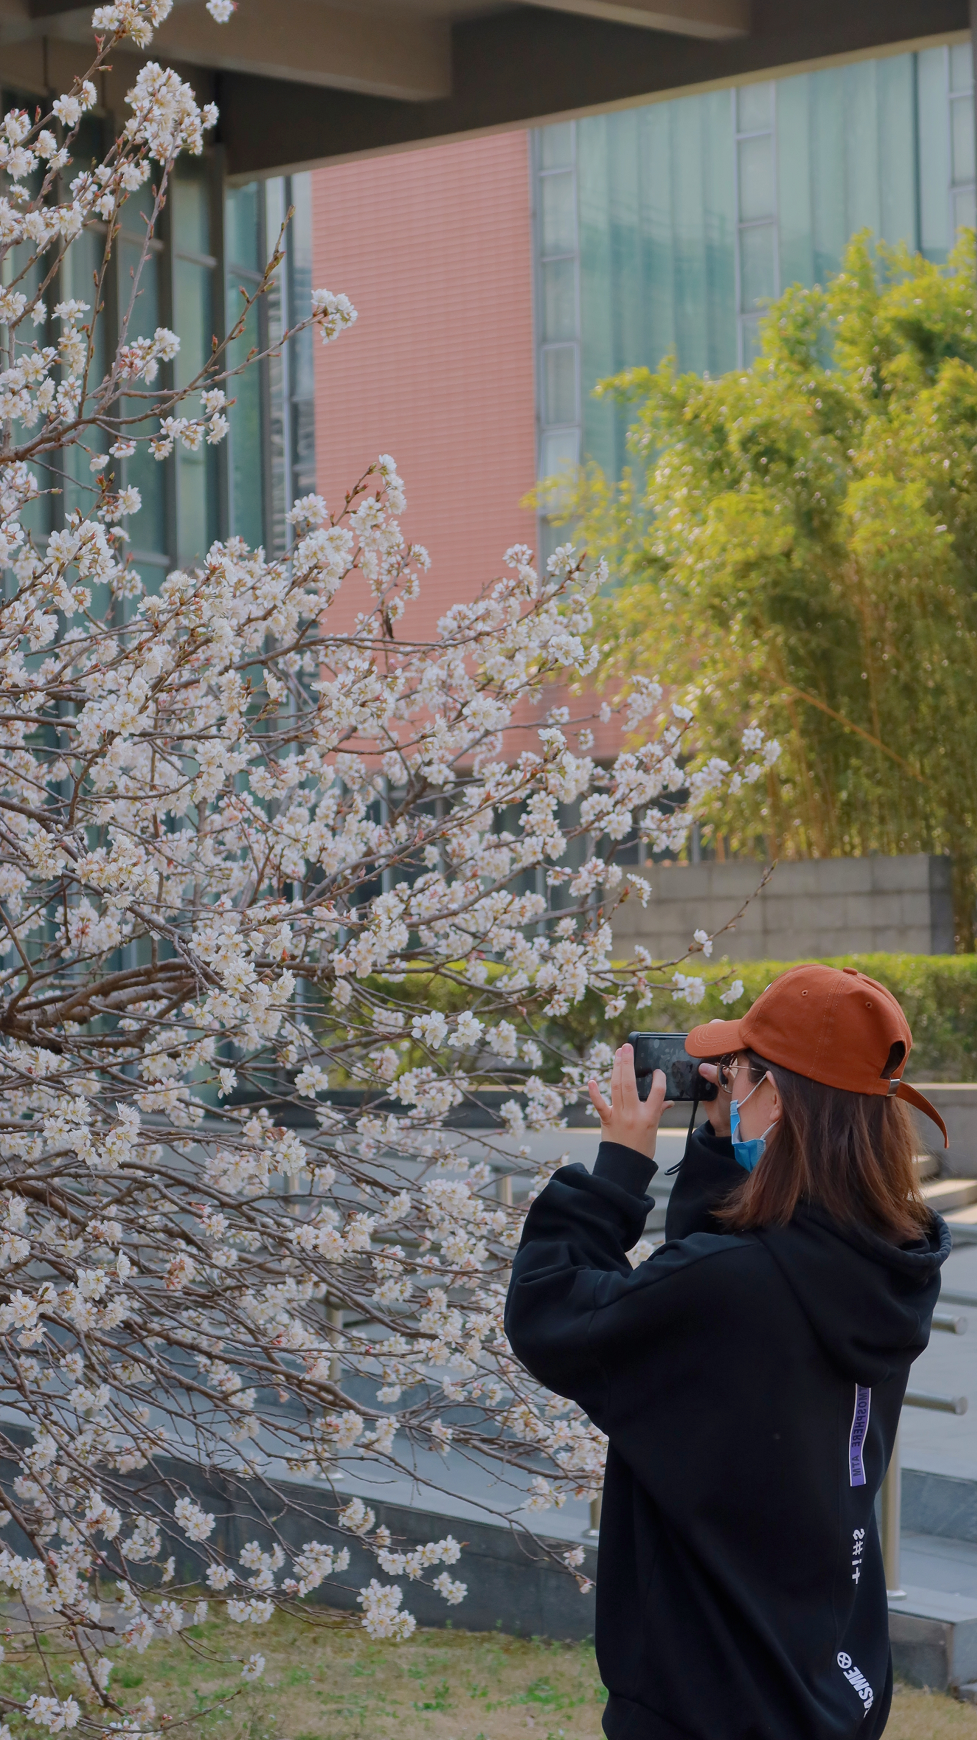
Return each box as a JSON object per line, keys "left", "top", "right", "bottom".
{"left": 505, "top": 1140, "right": 761, "bottom": 1434}
{"left": 664, "top": 1122, "right": 742, "bottom": 1240}
{"left": 504, "top": 1143, "right": 654, "bottom": 1425}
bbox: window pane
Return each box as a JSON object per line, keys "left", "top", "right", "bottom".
{"left": 539, "top": 426, "right": 580, "bottom": 479}
{"left": 120, "top": 175, "right": 158, "bottom": 242}
{"left": 540, "top": 170, "right": 576, "bottom": 255}
{"left": 60, "top": 227, "right": 109, "bottom": 519}
{"left": 918, "top": 45, "right": 952, "bottom": 258}
{"left": 172, "top": 160, "right": 211, "bottom": 258}
{"left": 738, "top": 133, "right": 775, "bottom": 221}
{"left": 540, "top": 257, "right": 577, "bottom": 340}
{"left": 173, "top": 256, "right": 217, "bottom": 560}
{"left": 952, "top": 94, "right": 976, "bottom": 187}
{"left": 120, "top": 239, "right": 167, "bottom": 557}
{"left": 739, "top": 221, "right": 777, "bottom": 310}
{"left": 543, "top": 345, "right": 577, "bottom": 426}
{"left": 173, "top": 256, "right": 214, "bottom": 387}
{"left": 225, "top": 183, "right": 263, "bottom": 272}
{"left": 737, "top": 82, "right": 772, "bottom": 134}
{"left": 227, "top": 280, "right": 264, "bottom": 548}
{"left": 541, "top": 122, "right": 574, "bottom": 170}
{"left": 741, "top": 314, "right": 763, "bottom": 365}
{"left": 950, "top": 42, "right": 974, "bottom": 94}
{"left": 954, "top": 183, "right": 977, "bottom": 236}
{"left": 286, "top": 173, "right": 316, "bottom": 503}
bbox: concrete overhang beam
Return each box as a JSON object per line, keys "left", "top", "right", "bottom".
{"left": 6, "top": 0, "right": 452, "bottom": 101}
{"left": 527, "top": 0, "right": 749, "bottom": 39}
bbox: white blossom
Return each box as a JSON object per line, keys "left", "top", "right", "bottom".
{"left": 0, "top": 18, "right": 764, "bottom": 1694}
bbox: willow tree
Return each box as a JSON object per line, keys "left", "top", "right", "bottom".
{"left": 568, "top": 231, "right": 977, "bottom": 940}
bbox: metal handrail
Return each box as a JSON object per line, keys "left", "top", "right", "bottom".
{"left": 904, "top": 1388, "right": 968, "bottom": 1413}
{"left": 932, "top": 1310, "right": 968, "bottom": 1335}
{"left": 883, "top": 1384, "right": 969, "bottom": 1598}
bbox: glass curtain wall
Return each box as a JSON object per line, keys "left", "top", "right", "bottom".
{"left": 0, "top": 80, "right": 315, "bottom": 577}
{"left": 533, "top": 39, "right": 976, "bottom": 495}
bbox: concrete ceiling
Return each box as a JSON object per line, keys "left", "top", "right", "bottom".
{"left": 0, "top": 0, "right": 752, "bottom": 99}
{"left": 0, "top": 0, "right": 968, "bottom": 174}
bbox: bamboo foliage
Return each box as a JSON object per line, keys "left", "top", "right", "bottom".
{"left": 567, "top": 232, "right": 977, "bottom": 939}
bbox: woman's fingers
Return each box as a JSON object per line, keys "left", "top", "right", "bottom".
{"left": 588, "top": 1078, "right": 611, "bottom": 1122}
{"left": 644, "top": 1065, "right": 668, "bottom": 1121}
{"left": 698, "top": 1061, "right": 719, "bottom": 1085}
{"left": 618, "top": 1043, "right": 640, "bottom": 1113}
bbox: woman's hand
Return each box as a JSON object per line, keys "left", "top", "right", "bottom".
{"left": 588, "top": 1043, "right": 671, "bottom": 1161}
{"left": 697, "top": 1060, "right": 731, "bottom": 1136}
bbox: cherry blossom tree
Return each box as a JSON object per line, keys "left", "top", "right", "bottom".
{"left": 0, "top": 2, "right": 779, "bottom": 1728}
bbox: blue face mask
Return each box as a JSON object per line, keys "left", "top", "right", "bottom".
{"left": 729, "top": 1073, "right": 778, "bottom": 1174}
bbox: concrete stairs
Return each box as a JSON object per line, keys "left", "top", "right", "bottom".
{"left": 918, "top": 1156, "right": 977, "bottom": 1238}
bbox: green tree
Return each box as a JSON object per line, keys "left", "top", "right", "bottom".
{"left": 568, "top": 231, "right": 977, "bottom": 941}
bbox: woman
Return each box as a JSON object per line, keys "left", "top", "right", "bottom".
{"left": 504, "top": 964, "right": 950, "bottom": 1740}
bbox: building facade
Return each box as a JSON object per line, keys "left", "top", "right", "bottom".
{"left": 533, "top": 41, "right": 977, "bottom": 505}
{"left": 310, "top": 131, "right": 538, "bottom": 642}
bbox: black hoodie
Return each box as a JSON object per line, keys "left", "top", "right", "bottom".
{"left": 504, "top": 1124, "right": 950, "bottom": 1740}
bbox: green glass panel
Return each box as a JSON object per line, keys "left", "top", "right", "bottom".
{"left": 737, "top": 82, "right": 772, "bottom": 134}
{"left": 951, "top": 42, "right": 973, "bottom": 93}
{"left": 227, "top": 278, "right": 264, "bottom": 549}
{"left": 952, "top": 93, "right": 976, "bottom": 188}
{"left": 540, "top": 170, "right": 576, "bottom": 255}
{"left": 539, "top": 426, "right": 579, "bottom": 482}
{"left": 119, "top": 235, "right": 161, "bottom": 341}
{"left": 738, "top": 133, "right": 774, "bottom": 221}
{"left": 739, "top": 221, "right": 776, "bottom": 311}
{"left": 172, "top": 160, "right": 210, "bottom": 259}
{"left": 126, "top": 439, "right": 168, "bottom": 560}
{"left": 919, "top": 46, "right": 951, "bottom": 260}
{"left": 877, "top": 54, "right": 917, "bottom": 249}
{"left": 286, "top": 172, "right": 316, "bottom": 501}
{"left": 541, "top": 122, "right": 574, "bottom": 170}
{"left": 954, "top": 183, "right": 977, "bottom": 235}
{"left": 540, "top": 257, "right": 577, "bottom": 340}
{"left": 225, "top": 183, "right": 262, "bottom": 272}
{"left": 776, "top": 72, "right": 814, "bottom": 291}
{"left": 842, "top": 60, "right": 882, "bottom": 240}
{"left": 808, "top": 66, "right": 847, "bottom": 281}
{"left": 543, "top": 345, "right": 577, "bottom": 426}
{"left": 59, "top": 226, "right": 109, "bottom": 520}
{"left": 120, "top": 239, "right": 167, "bottom": 558}
{"left": 173, "top": 256, "right": 217, "bottom": 561}
{"left": 671, "top": 98, "right": 714, "bottom": 367}
{"left": 173, "top": 255, "right": 214, "bottom": 388}
{"left": 575, "top": 89, "right": 735, "bottom": 480}
{"left": 741, "top": 314, "right": 763, "bottom": 364}
{"left": 120, "top": 174, "right": 158, "bottom": 241}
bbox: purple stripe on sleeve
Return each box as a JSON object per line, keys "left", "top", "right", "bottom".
{"left": 849, "top": 1385, "right": 871, "bottom": 1487}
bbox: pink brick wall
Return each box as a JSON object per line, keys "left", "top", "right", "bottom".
{"left": 311, "top": 133, "right": 538, "bottom": 640}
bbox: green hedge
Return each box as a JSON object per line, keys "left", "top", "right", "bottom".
{"left": 367, "top": 954, "right": 977, "bottom": 1082}
{"left": 616, "top": 955, "right": 977, "bottom": 1083}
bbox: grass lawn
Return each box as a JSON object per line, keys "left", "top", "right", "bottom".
{"left": 1, "top": 1607, "right": 976, "bottom": 1737}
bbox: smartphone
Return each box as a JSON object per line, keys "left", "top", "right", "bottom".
{"left": 627, "top": 1032, "right": 718, "bottom": 1103}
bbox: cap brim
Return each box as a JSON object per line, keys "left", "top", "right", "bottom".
{"left": 894, "top": 1080, "right": 949, "bottom": 1149}
{"left": 686, "top": 1018, "right": 746, "bottom": 1057}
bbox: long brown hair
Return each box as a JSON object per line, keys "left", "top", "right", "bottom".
{"left": 717, "top": 1051, "right": 932, "bottom": 1244}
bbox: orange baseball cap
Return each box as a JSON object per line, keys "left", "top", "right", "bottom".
{"left": 685, "top": 963, "right": 948, "bottom": 1146}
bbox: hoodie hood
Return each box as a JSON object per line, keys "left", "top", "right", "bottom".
{"left": 758, "top": 1206, "right": 950, "bottom": 1386}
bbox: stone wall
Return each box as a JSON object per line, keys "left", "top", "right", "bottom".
{"left": 612, "top": 853, "right": 954, "bottom": 962}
